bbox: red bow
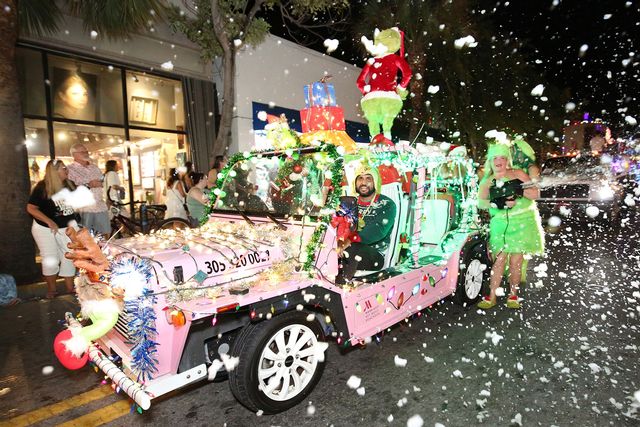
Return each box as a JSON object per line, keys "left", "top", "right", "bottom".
{"left": 330, "top": 215, "right": 361, "bottom": 243}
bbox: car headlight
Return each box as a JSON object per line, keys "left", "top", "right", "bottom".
{"left": 597, "top": 185, "right": 615, "bottom": 200}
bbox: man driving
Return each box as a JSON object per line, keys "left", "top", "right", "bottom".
{"left": 339, "top": 163, "right": 397, "bottom": 281}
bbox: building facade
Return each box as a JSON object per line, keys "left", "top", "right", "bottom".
{"left": 17, "top": 14, "right": 367, "bottom": 204}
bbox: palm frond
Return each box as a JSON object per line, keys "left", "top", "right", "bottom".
{"left": 18, "top": 0, "right": 63, "bottom": 36}
{"left": 68, "top": 0, "right": 169, "bottom": 39}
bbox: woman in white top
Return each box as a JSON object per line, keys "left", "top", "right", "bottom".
{"left": 103, "top": 160, "right": 125, "bottom": 206}
{"left": 165, "top": 168, "right": 188, "bottom": 219}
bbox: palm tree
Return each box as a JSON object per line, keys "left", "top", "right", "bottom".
{"left": 0, "top": 0, "right": 166, "bottom": 283}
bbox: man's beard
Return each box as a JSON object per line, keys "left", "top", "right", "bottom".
{"left": 357, "top": 185, "right": 375, "bottom": 198}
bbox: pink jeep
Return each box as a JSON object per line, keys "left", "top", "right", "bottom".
{"left": 66, "top": 144, "right": 491, "bottom": 413}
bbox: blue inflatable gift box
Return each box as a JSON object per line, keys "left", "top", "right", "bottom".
{"left": 303, "top": 82, "right": 337, "bottom": 108}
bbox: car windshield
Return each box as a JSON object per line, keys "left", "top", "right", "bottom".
{"left": 541, "top": 156, "right": 609, "bottom": 178}
{"left": 214, "top": 150, "right": 332, "bottom": 217}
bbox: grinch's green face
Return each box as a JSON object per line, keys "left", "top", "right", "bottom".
{"left": 374, "top": 29, "right": 401, "bottom": 54}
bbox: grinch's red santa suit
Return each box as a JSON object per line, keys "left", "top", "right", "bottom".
{"left": 357, "top": 54, "right": 412, "bottom": 94}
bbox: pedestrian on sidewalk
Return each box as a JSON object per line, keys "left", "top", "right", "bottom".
{"left": 67, "top": 143, "right": 111, "bottom": 237}
{"left": 26, "top": 160, "right": 79, "bottom": 299}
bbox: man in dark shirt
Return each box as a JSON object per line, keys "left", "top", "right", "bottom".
{"left": 339, "top": 164, "right": 397, "bottom": 281}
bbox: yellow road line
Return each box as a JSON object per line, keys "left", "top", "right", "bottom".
{"left": 57, "top": 400, "right": 131, "bottom": 427}
{"left": 0, "top": 386, "right": 114, "bottom": 427}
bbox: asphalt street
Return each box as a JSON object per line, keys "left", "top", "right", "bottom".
{"left": 1, "top": 208, "right": 639, "bottom": 426}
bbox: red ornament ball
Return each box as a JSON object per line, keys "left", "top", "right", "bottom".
{"left": 54, "top": 329, "right": 89, "bottom": 370}
{"left": 292, "top": 164, "right": 303, "bottom": 174}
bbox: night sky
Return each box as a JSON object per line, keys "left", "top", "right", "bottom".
{"left": 269, "top": 0, "right": 640, "bottom": 135}
{"left": 486, "top": 0, "right": 640, "bottom": 131}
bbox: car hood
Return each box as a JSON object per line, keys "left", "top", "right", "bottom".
{"left": 107, "top": 222, "right": 295, "bottom": 290}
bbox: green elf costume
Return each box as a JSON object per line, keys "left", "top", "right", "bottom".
{"left": 478, "top": 142, "right": 544, "bottom": 309}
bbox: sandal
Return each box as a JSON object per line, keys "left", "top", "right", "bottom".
{"left": 45, "top": 292, "right": 57, "bottom": 299}
{"left": 506, "top": 295, "right": 521, "bottom": 309}
{"left": 477, "top": 296, "right": 497, "bottom": 309}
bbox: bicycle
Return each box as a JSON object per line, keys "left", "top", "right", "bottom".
{"left": 108, "top": 193, "right": 191, "bottom": 237}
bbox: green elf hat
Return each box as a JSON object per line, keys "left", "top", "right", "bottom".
{"left": 353, "top": 160, "right": 382, "bottom": 195}
{"left": 484, "top": 129, "right": 513, "bottom": 173}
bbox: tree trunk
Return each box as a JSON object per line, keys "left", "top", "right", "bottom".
{"left": 215, "top": 46, "right": 236, "bottom": 155}
{"left": 0, "top": 0, "right": 38, "bottom": 283}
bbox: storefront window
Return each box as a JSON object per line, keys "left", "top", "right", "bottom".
{"left": 126, "top": 72, "right": 185, "bottom": 130}
{"left": 16, "top": 49, "right": 46, "bottom": 117}
{"left": 48, "top": 55, "right": 124, "bottom": 124}
{"left": 129, "top": 129, "right": 188, "bottom": 203}
{"left": 24, "top": 119, "right": 50, "bottom": 188}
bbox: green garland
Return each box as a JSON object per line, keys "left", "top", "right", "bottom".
{"left": 301, "top": 143, "right": 344, "bottom": 274}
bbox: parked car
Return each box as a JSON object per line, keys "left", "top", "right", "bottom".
{"left": 61, "top": 144, "right": 491, "bottom": 414}
{"left": 537, "top": 154, "right": 624, "bottom": 221}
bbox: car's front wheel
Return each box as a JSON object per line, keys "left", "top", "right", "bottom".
{"left": 228, "top": 310, "right": 326, "bottom": 413}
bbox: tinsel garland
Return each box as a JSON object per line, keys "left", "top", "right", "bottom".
{"left": 110, "top": 257, "right": 159, "bottom": 382}
{"left": 125, "top": 289, "right": 159, "bottom": 382}
{"left": 109, "top": 255, "right": 154, "bottom": 301}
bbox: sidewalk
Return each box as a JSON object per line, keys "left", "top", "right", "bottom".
{"left": 17, "top": 278, "right": 76, "bottom": 300}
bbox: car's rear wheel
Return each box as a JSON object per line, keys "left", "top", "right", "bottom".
{"left": 228, "top": 310, "right": 326, "bottom": 413}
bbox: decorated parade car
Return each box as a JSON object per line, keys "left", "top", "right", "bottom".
{"left": 55, "top": 141, "right": 490, "bottom": 414}
{"left": 54, "top": 29, "right": 492, "bottom": 414}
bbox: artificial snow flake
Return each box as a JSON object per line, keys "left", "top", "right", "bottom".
{"left": 160, "top": 61, "right": 174, "bottom": 71}
{"left": 485, "top": 331, "right": 504, "bottom": 345}
{"left": 90, "top": 30, "right": 98, "bottom": 39}
{"left": 427, "top": 85, "right": 440, "bottom": 94}
{"left": 42, "top": 366, "right": 54, "bottom": 375}
{"left": 625, "top": 116, "right": 638, "bottom": 126}
{"left": 454, "top": 35, "right": 478, "bottom": 49}
{"left": 548, "top": 216, "right": 562, "bottom": 227}
{"left": 406, "top": 415, "right": 424, "bottom": 427}
{"left": 357, "top": 387, "right": 366, "bottom": 396}
{"left": 51, "top": 186, "right": 95, "bottom": 210}
{"left": 531, "top": 84, "right": 545, "bottom": 96}
{"left": 394, "top": 355, "right": 408, "bottom": 367}
{"left": 588, "top": 363, "right": 601, "bottom": 374}
{"left": 452, "top": 369, "right": 463, "bottom": 378}
{"left": 511, "top": 413, "right": 523, "bottom": 426}
{"left": 324, "top": 39, "right": 339, "bottom": 53}
{"left": 307, "top": 404, "right": 316, "bottom": 415}
{"left": 585, "top": 206, "right": 600, "bottom": 218}
{"left": 347, "top": 375, "right": 362, "bottom": 389}
{"left": 579, "top": 44, "right": 589, "bottom": 56}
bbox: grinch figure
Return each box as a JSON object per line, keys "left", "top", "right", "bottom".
{"left": 357, "top": 27, "right": 413, "bottom": 142}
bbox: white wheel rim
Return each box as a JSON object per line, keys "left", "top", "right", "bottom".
{"left": 464, "top": 259, "right": 484, "bottom": 299}
{"left": 257, "top": 323, "right": 320, "bottom": 402}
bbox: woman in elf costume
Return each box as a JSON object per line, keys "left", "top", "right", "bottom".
{"left": 477, "top": 142, "right": 544, "bottom": 309}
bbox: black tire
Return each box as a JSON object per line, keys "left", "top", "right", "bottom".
{"left": 154, "top": 217, "right": 191, "bottom": 232}
{"left": 454, "top": 238, "right": 492, "bottom": 306}
{"left": 228, "top": 310, "right": 326, "bottom": 414}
